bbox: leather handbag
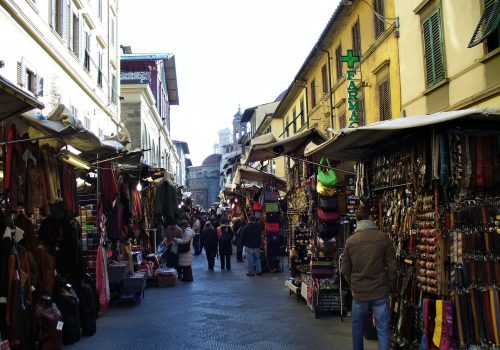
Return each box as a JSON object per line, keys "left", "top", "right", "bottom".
{"left": 318, "top": 222, "right": 339, "bottom": 241}
{"left": 177, "top": 240, "right": 191, "bottom": 253}
{"left": 265, "top": 222, "right": 280, "bottom": 233}
{"left": 317, "top": 208, "right": 340, "bottom": 224}
{"left": 265, "top": 212, "right": 280, "bottom": 223}
{"left": 265, "top": 202, "right": 280, "bottom": 213}
{"left": 34, "top": 295, "right": 63, "bottom": 350}
{"left": 263, "top": 190, "right": 279, "bottom": 202}
{"left": 316, "top": 182, "right": 337, "bottom": 197}
{"left": 56, "top": 284, "right": 81, "bottom": 345}
{"left": 317, "top": 157, "right": 337, "bottom": 188}
{"left": 252, "top": 201, "right": 263, "bottom": 212}
{"left": 318, "top": 195, "right": 338, "bottom": 211}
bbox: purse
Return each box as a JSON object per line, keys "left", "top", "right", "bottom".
{"left": 317, "top": 157, "right": 337, "bottom": 188}
{"left": 265, "top": 222, "right": 280, "bottom": 233}
{"left": 265, "top": 212, "right": 280, "bottom": 223}
{"left": 265, "top": 202, "right": 279, "bottom": 213}
{"left": 318, "top": 195, "right": 338, "bottom": 211}
{"left": 177, "top": 240, "right": 191, "bottom": 253}
{"left": 317, "top": 208, "right": 340, "bottom": 224}
{"left": 316, "top": 182, "right": 337, "bottom": 197}
{"left": 252, "top": 202, "right": 263, "bottom": 212}
{"left": 263, "top": 191, "right": 279, "bottom": 202}
{"left": 318, "top": 223, "right": 339, "bottom": 241}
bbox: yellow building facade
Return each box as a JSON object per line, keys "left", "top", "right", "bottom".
{"left": 396, "top": 0, "right": 500, "bottom": 114}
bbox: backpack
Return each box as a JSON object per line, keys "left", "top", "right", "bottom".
{"left": 219, "top": 226, "right": 230, "bottom": 242}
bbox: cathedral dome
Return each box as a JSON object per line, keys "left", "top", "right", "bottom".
{"left": 202, "top": 154, "right": 222, "bottom": 166}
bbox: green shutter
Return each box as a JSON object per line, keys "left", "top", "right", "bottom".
{"left": 468, "top": 0, "right": 500, "bottom": 48}
{"left": 423, "top": 9, "right": 445, "bottom": 87}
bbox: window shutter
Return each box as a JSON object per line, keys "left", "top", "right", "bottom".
{"left": 321, "top": 64, "right": 328, "bottom": 93}
{"left": 73, "top": 15, "right": 80, "bottom": 57}
{"left": 352, "top": 19, "right": 362, "bottom": 57}
{"left": 335, "top": 44, "right": 342, "bottom": 80}
{"left": 373, "top": 0, "right": 385, "bottom": 38}
{"left": 358, "top": 97, "right": 365, "bottom": 126}
{"left": 17, "top": 61, "right": 23, "bottom": 86}
{"left": 423, "top": 10, "right": 445, "bottom": 87}
{"left": 37, "top": 75, "right": 44, "bottom": 97}
{"left": 378, "top": 80, "right": 391, "bottom": 121}
{"left": 468, "top": 0, "right": 500, "bottom": 48}
{"left": 48, "top": 0, "right": 55, "bottom": 29}
{"left": 69, "top": 8, "right": 73, "bottom": 50}
{"left": 339, "top": 111, "right": 346, "bottom": 129}
{"left": 30, "top": 73, "right": 37, "bottom": 94}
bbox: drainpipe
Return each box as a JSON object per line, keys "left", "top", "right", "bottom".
{"left": 316, "top": 45, "right": 335, "bottom": 130}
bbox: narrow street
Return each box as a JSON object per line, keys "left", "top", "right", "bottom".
{"left": 67, "top": 253, "right": 378, "bottom": 350}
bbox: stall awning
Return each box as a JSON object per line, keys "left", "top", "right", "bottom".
{"left": 21, "top": 105, "right": 102, "bottom": 152}
{"left": 305, "top": 108, "right": 500, "bottom": 161}
{"left": 0, "top": 74, "right": 44, "bottom": 120}
{"left": 232, "top": 165, "right": 287, "bottom": 192}
{"left": 242, "top": 127, "right": 328, "bottom": 164}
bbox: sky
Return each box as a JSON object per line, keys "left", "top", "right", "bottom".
{"left": 119, "top": 0, "right": 341, "bottom": 166}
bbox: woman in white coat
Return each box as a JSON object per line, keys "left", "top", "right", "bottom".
{"left": 175, "top": 220, "right": 195, "bottom": 282}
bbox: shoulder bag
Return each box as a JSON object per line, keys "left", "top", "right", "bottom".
{"left": 177, "top": 240, "right": 191, "bottom": 253}
{"left": 317, "top": 157, "right": 337, "bottom": 188}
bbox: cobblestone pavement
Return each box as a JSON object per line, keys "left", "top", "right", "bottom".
{"left": 67, "top": 252, "right": 378, "bottom": 350}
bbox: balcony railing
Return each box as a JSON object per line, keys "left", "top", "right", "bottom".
{"left": 120, "top": 71, "right": 151, "bottom": 84}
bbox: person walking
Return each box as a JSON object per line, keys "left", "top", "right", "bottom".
{"left": 216, "top": 218, "right": 234, "bottom": 271}
{"left": 200, "top": 221, "right": 218, "bottom": 271}
{"left": 341, "top": 205, "right": 396, "bottom": 350}
{"left": 240, "top": 216, "right": 263, "bottom": 277}
{"left": 232, "top": 213, "right": 246, "bottom": 262}
{"left": 192, "top": 215, "right": 202, "bottom": 255}
{"left": 174, "top": 220, "right": 195, "bottom": 282}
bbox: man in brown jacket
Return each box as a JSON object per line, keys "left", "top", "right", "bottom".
{"left": 341, "top": 205, "right": 396, "bottom": 350}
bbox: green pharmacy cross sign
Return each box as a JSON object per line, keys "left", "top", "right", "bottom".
{"left": 341, "top": 49, "right": 361, "bottom": 128}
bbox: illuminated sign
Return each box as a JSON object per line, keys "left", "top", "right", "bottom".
{"left": 341, "top": 49, "right": 361, "bottom": 128}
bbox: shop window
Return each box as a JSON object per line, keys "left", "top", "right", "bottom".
{"left": 310, "top": 79, "right": 317, "bottom": 108}
{"left": 422, "top": 9, "right": 445, "bottom": 88}
{"left": 373, "top": 0, "right": 385, "bottom": 38}
{"left": 335, "top": 43, "right": 343, "bottom": 81}
{"left": 468, "top": 0, "right": 500, "bottom": 51}
{"left": 321, "top": 64, "right": 328, "bottom": 94}
{"left": 378, "top": 79, "right": 391, "bottom": 121}
{"left": 352, "top": 19, "right": 362, "bottom": 57}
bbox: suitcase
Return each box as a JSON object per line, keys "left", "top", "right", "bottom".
{"left": 77, "top": 276, "right": 97, "bottom": 337}
{"left": 155, "top": 268, "right": 177, "bottom": 287}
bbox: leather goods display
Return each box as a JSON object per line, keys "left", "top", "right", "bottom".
{"left": 310, "top": 260, "right": 334, "bottom": 278}
{"left": 33, "top": 295, "right": 63, "bottom": 350}
{"left": 317, "top": 208, "right": 340, "bottom": 224}
{"left": 55, "top": 284, "right": 81, "bottom": 345}
{"left": 317, "top": 157, "right": 337, "bottom": 188}
{"left": 265, "top": 222, "right": 280, "bottom": 233}
{"left": 318, "top": 195, "right": 338, "bottom": 212}
{"left": 264, "top": 202, "right": 280, "bottom": 213}
{"left": 316, "top": 182, "right": 337, "bottom": 197}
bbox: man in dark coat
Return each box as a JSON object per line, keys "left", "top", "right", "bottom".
{"left": 341, "top": 205, "right": 396, "bottom": 350}
{"left": 240, "top": 216, "right": 263, "bottom": 277}
{"left": 232, "top": 213, "right": 246, "bottom": 262}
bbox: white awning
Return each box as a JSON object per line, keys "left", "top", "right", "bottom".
{"left": 0, "top": 74, "right": 44, "bottom": 120}
{"left": 232, "top": 165, "right": 287, "bottom": 192}
{"left": 305, "top": 108, "right": 500, "bottom": 161}
{"left": 242, "top": 127, "right": 327, "bottom": 164}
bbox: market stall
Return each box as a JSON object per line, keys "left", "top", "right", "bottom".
{"left": 305, "top": 107, "right": 500, "bottom": 348}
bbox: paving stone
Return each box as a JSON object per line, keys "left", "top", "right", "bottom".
{"left": 66, "top": 252, "right": 378, "bottom": 349}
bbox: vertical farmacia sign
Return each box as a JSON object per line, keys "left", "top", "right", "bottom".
{"left": 341, "top": 49, "right": 361, "bottom": 128}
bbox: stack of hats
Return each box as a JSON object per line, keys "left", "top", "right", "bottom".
{"left": 316, "top": 158, "right": 340, "bottom": 243}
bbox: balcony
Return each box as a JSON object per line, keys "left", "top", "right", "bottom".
{"left": 120, "top": 71, "right": 151, "bottom": 84}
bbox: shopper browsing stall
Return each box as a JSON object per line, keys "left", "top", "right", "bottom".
{"left": 175, "top": 221, "right": 194, "bottom": 282}
{"left": 341, "top": 205, "right": 396, "bottom": 350}
{"left": 240, "top": 216, "right": 264, "bottom": 277}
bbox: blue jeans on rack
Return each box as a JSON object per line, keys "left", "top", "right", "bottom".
{"left": 245, "top": 247, "right": 261, "bottom": 275}
{"left": 351, "top": 297, "right": 390, "bottom": 350}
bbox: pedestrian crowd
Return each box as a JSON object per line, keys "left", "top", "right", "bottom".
{"left": 161, "top": 208, "right": 265, "bottom": 281}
